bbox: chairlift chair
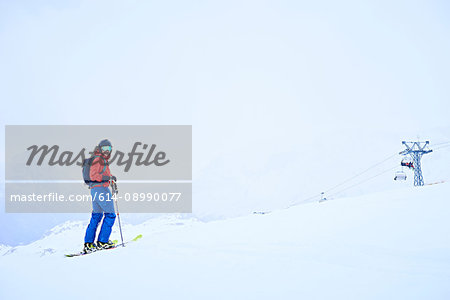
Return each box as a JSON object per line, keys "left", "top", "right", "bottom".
{"left": 394, "top": 171, "right": 407, "bottom": 181}
{"left": 401, "top": 157, "right": 414, "bottom": 169}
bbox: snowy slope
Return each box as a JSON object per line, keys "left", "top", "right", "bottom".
{"left": 1, "top": 183, "right": 450, "bottom": 300}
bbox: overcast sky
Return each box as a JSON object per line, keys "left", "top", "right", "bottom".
{"left": 1, "top": 0, "right": 449, "bottom": 245}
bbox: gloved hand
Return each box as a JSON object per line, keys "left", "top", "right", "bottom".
{"left": 102, "top": 175, "right": 117, "bottom": 182}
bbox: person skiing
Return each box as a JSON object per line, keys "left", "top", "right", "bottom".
{"left": 83, "top": 139, "right": 117, "bottom": 253}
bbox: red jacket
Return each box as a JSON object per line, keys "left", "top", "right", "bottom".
{"left": 89, "top": 149, "right": 112, "bottom": 188}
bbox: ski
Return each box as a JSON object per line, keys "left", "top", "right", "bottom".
{"left": 65, "top": 234, "right": 142, "bottom": 257}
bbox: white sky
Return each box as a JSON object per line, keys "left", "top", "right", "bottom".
{"left": 0, "top": 0, "right": 449, "bottom": 245}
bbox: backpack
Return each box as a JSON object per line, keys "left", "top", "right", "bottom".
{"left": 82, "top": 155, "right": 107, "bottom": 187}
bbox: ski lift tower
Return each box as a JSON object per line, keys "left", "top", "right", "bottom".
{"left": 399, "top": 141, "right": 432, "bottom": 186}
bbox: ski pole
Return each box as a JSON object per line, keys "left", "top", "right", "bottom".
{"left": 112, "top": 180, "right": 125, "bottom": 247}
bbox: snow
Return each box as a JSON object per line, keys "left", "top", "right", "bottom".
{"left": 1, "top": 182, "right": 450, "bottom": 299}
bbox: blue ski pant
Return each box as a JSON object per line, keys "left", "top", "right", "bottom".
{"left": 84, "top": 186, "right": 116, "bottom": 243}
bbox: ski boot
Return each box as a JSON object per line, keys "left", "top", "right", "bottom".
{"left": 83, "top": 242, "right": 97, "bottom": 254}
{"left": 96, "top": 240, "right": 116, "bottom": 250}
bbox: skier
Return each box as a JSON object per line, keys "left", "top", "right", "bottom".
{"left": 83, "top": 139, "right": 117, "bottom": 253}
